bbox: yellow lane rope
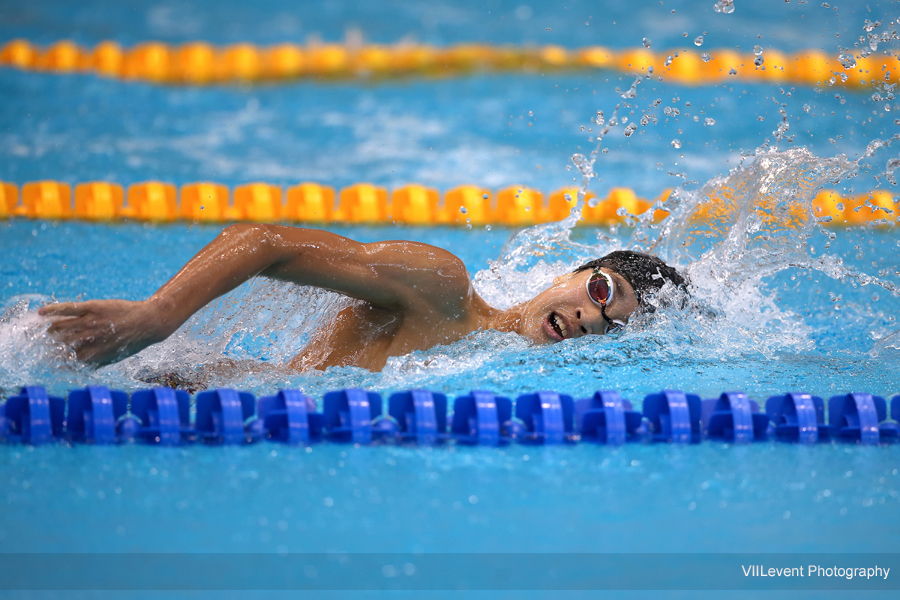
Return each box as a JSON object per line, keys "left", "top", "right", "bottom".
{"left": 1, "top": 39, "right": 897, "bottom": 87}
{"left": 0, "top": 179, "right": 895, "bottom": 227}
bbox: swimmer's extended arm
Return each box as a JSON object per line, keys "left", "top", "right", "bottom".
{"left": 40, "top": 224, "right": 472, "bottom": 365}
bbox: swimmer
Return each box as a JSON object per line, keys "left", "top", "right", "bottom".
{"left": 38, "top": 224, "right": 685, "bottom": 371}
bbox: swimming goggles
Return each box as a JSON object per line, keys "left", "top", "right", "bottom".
{"left": 585, "top": 267, "right": 627, "bottom": 333}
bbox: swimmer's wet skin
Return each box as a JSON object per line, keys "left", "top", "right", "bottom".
{"left": 38, "top": 224, "right": 684, "bottom": 371}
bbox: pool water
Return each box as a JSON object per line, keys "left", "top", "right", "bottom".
{"left": 2, "top": 0, "right": 900, "bottom": 597}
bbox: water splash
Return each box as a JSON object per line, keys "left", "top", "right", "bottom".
{"left": 713, "top": 0, "right": 735, "bottom": 15}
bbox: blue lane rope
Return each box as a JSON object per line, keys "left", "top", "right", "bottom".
{"left": 1, "top": 385, "right": 899, "bottom": 447}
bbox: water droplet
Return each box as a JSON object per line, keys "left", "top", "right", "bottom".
{"left": 728, "top": 68, "right": 737, "bottom": 75}
{"left": 704, "top": 118, "right": 715, "bottom": 126}
{"left": 671, "top": 139, "right": 682, "bottom": 149}
{"left": 802, "top": 104, "right": 811, "bottom": 113}
{"left": 753, "top": 45, "right": 763, "bottom": 56}
{"left": 701, "top": 52, "right": 711, "bottom": 62}
{"left": 482, "top": 193, "right": 489, "bottom": 200}
{"left": 485, "top": 224, "right": 492, "bottom": 231}
{"left": 623, "top": 122, "right": 638, "bottom": 137}
{"left": 838, "top": 52, "right": 857, "bottom": 69}
{"left": 459, "top": 206, "right": 468, "bottom": 214}
{"left": 754, "top": 55, "right": 764, "bottom": 68}
{"left": 694, "top": 35, "right": 704, "bottom": 46}
{"left": 664, "top": 55, "right": 673, "bottom": 67}
{"left": 642, "top": 38, "right": 651, "bottom": 48}
{"left": 595, "top": 110, "right": 604, "bottom": 125}
{"left": 713, "top": 0, "right": 735, "bottom": 14}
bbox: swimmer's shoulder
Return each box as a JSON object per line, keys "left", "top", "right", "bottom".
{"left": 366, "top": 240, "right": 475, "bottom": 313}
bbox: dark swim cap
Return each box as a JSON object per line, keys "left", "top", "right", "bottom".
{"left": 574, "top": 250, "right": 686, "bottom": 310}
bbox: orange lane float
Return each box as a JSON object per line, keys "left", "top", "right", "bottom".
{"left": 74, "top": 182, "right": 124, "bottom": 220}
{"left": 180, "top": 182, "right": 230, "bottom": 222}
{"left": 391, "top": 184, "right": 440, "bottom": 225}
{"left": 441, "top": 185, "right": 492, "bottom": 225}
{"left": 0, "top": 179, "right": 895, "bottom": 228}
{"left": 3, "top": 39, "right": 898, "bottom": 88}
{"left": 123, "top": 181, "right": 178, "bottom": 221}
{"left": 233, "top": 183, "right": 282, "bottom": 222}
{"left": 22, "top": 181, "right": 72, "bottom": 219}
{"left": 285, "top": 183, "right": 335, "bottom": 223}
{"left": 333, "top": 183, "right": 389, "bottom": 223}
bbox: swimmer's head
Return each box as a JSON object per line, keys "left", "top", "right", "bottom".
{"left": 572, "top": 250, "right": 687, "bottom": 313}
{"left": 516, "top": 250, "right": 685, "bottom": 344}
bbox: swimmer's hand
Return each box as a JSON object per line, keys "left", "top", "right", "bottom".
{"left": 38, "top": 299, "right": 172, "bottom": 367}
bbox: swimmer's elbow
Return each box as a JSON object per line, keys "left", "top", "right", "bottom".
{"left": 220, "top": 223, "right": 280, "bottom": 254}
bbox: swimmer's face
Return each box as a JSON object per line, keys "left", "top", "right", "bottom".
{"left": 517, "top": 268, "right": 639, "bottom": 343}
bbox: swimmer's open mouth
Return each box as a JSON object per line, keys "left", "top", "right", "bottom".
{"left": 546, "top": 311, "right": 569, "bottom": 341}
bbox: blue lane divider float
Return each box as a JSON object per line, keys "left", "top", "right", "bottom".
{"left": 700, "top": 392, "right": 769, "bottom": 443}
{"left": 2, "top": 385, "right": 900, "bottom": 447}
{"left": 0, "top": 386, "right": 65, "bottom": 445}
{"left": 257, "top": 389, "right": 323, "bottom": 445}
{"left": 388, "top": 389, "right": 448, "bottom": 445}
{"left": 66, "top": 386, "right": 129, "bottom": 444}
{"left": 450, "top": 390, "right": 513, "bottom": 446}
{"left": 765, "top": 393, "right": 832, "bottom": 444}
{"left": 575, "top": 390, "right": 643, "bottom": 445}
{"left": 196, "top": 389, "right": 257, "bottom": 445}
{"left": 828, "top": 393, "right": 898, "bottom": 445}
{"left": 130, "top": 387, "right": 192, "bottom": 445}
{"left": 515, "top": 391, "right": 575, "bottom": 444}
{"left": 323, "top": 388, "right": 383, "bottom": 444}
{"left": 643, "top": 390, "right": 702, "bottom": 443}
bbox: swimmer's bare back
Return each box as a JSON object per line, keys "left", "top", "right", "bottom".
{"left": 39, "top": 225, "right": 514, "bottom": 371}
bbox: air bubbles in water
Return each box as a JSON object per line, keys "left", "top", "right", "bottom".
{"left": 482, "top": 193, "right": 489, "bottom": 200}
{"left": 595, "top": 110, "right": 604, "bottom": 125}
{"left": 694, "top": 35, "right": 704, "bottom": 46}
{"left": 459, "top": 206, "right": 468, "bottom": 214}
{"left": 701, "top": 52, "right": 711, "bottom": 62}
{"left": 705, "top": 118, "right": 716, "bottom": 126}
{"left": 803, "top": 104, "right": 811, "bottom": 113}
{"left": 729, "top": 68, "right": 737, "bottom": 75}
{"left": 671, "top": 139, "right": 682, "bottom": 149}
{"left": 642, "top": 38, "right": 651, "bottom": 48}
{"left": 664, "top": 55, "right": 673, "bottom": 67}
{"left": 623, "top": 122, "right": 638, "bottom": 137}
{"left": 713, "top": 0, "right": 735, "bottom": 14}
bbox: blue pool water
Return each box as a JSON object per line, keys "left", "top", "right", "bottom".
{"left": 2, "top": 0, "right": 900, "bottom": 597}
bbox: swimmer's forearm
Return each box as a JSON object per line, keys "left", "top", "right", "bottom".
{"left": 148, "top": 224, "right": 288, "bottom": 334}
